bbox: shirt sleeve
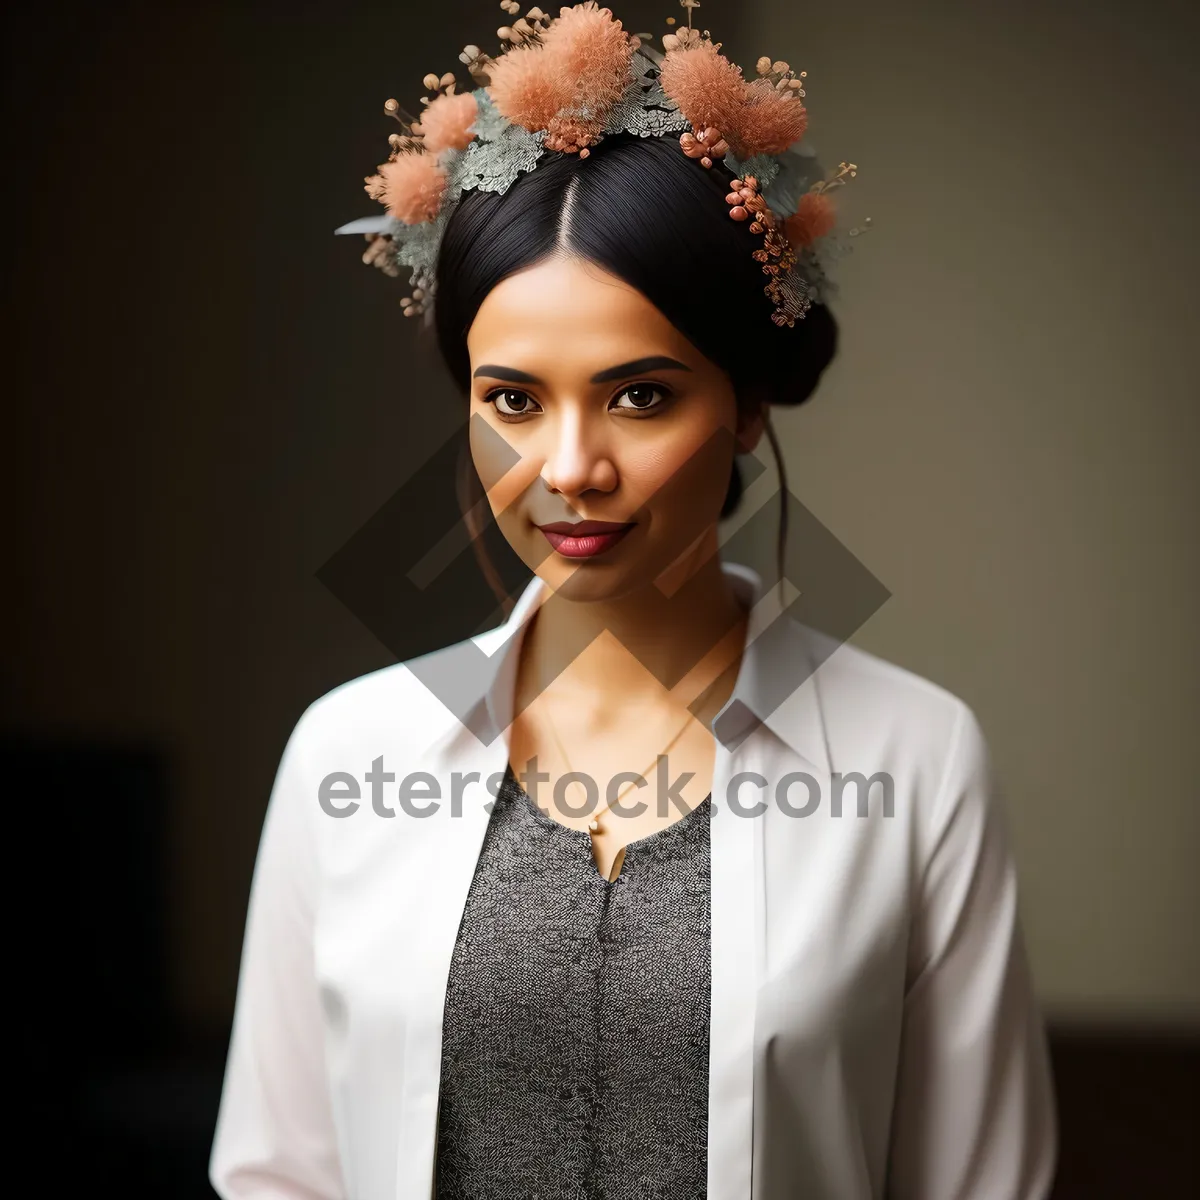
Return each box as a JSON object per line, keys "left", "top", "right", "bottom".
{"left": 209, "top": 712, "right": 348, "bottom": 1199}
{"left": 885, "top": 702, "right": 1058, "bottom": 1199}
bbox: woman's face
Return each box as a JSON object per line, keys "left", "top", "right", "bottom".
{"left": 467, "top": 255, "right": 763, "bottom": 603}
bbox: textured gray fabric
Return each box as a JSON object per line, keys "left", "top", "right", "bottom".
{"left": 434, "top": 764, "right": 712, "bottom": 1199}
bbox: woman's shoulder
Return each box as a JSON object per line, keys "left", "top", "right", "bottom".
{"left": 283, "top": 626, "right": 502, "bottom": 761}
{"left": 795, "top": 622, "right": 990, "bottom": 791}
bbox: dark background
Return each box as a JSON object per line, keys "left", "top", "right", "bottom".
{"left": 6, "top": 0, "right": 1196, "bottom": 1194}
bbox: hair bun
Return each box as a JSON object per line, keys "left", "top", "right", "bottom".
{"left": 759, "top": 300, "right": 840, "bottom": 409}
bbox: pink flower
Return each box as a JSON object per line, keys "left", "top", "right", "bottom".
{"left": 416, "top": 90, "right": 479, "bottom": 154}
{"left": 660, "top": 41, "right": 809, "bottom": 159}
{"left": 737, "top": 78, "right": 808, "bottom": 157}
{"left": 488, "top": 2, "right": 636, "bottom": 152}
{"left": 487, "top": 41, "right": 571, "bottom": 133}
{"left": 543, "top": 2, "right": 635, "bottom": 117}
{"left": 363, "top": 153, "right": 447, "bottom": 225}
{"left": 659, "top": 40, "right": 746, "bottom": 146}
{"left": 784, "top": 190, "right": 837, "bottom": 248}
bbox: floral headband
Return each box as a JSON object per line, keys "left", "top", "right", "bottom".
{"left": 334, "top": 1, "right": 871, "bottom": 328}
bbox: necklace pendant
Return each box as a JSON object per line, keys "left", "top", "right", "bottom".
{"left": 587, "top": 818, "right": 601, "bottom": 833}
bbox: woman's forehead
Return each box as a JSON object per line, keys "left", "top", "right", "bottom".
{"left": 467, "top": 259, "right": 696, "bottom": 368}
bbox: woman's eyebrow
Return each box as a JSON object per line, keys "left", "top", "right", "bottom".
{"left": 590, "top": 355, "right": 693, "bottom": 382}
{"left": 472, "top": 355, "right": 693, "bottom": 386}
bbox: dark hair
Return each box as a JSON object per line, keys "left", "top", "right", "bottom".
{"left": 433, "top": 132, "right": 839, "bottom": 598}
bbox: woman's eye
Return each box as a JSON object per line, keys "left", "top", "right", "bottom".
{"left": 611, "top": 383, "right": 669, "bottom": 414}
{"left": 484, "top": 389, "right": 541, "bottom": 417}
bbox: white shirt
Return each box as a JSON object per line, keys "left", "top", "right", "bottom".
{"left": 210, "top": 561, "right": 1058, "bottom": 1199}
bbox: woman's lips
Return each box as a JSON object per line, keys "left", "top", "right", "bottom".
{"left": 537, "top": 520, "right": 635, "bottom": 559}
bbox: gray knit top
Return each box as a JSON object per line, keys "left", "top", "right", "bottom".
{"left": 433, "top": 763, "right": 712, "bottom": 1199}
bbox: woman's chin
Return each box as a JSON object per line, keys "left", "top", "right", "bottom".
{"left": 532, "top": 557, "right": 640, "bottom": 604}
{"left": 525, "top": 545, "right": 664, "bottom": 606}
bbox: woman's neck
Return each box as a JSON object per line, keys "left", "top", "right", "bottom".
{"left": 514, "top": 539, "right": 749, "bottom": 729}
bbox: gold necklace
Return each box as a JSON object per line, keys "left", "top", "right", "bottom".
{"left": 541, "top": 701, "right": 696, "bottom": 836}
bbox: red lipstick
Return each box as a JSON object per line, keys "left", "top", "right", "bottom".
{"left": 537, "top": 519, "right": 635, "bottom": 559}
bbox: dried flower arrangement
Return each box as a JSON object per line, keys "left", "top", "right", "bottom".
{"left": 336, "top": 2, "right": 870, "bottom": 327}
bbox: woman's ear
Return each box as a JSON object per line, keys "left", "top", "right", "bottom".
{"left": 735, "top": 391, "right": 767, "bottom": 455}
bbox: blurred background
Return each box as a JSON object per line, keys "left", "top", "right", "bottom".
{"left": 6, "top": 0, "right": 1197, "bottom": 1194}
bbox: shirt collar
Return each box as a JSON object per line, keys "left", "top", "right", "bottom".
{"left": 446, "top": 560, "right": 831, "bottom": 775}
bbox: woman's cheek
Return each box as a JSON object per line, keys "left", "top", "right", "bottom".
{"left": 625, "top": 425, "right": 737, "bottom": 531}
{"left": 468, "top": 413, "right": 543, "bottom": 518}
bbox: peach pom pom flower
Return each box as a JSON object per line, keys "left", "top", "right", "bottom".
{"left": 486, "top": 35, "right": 568, "bottom": 133}
{"left": 363, "top": 153, "right": 447, "bottom": 225}
{"left": 737, "top": 76, "right": 809, "bottom": 157}
{"left": 487, "top": 1, "right": 637, "bottom": 154}
{"left": 415, "top": 90, "right": 479, "bottom": 154}
{"left": 658, "top": 40, "right": 745, "bottom": 150}
{"left": 784, "top": 190, "right": 838, "bottom": 249}
{"left": 660, "top": 33, "right": 809, "bottom": 160}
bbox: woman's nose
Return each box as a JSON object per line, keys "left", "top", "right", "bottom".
{"left": 539, "top": 409, "right": 617, "bottom": 496}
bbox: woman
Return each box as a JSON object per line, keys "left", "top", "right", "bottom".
{"left": 211, "top": 9, "right": 1057, "bottom": 1198}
